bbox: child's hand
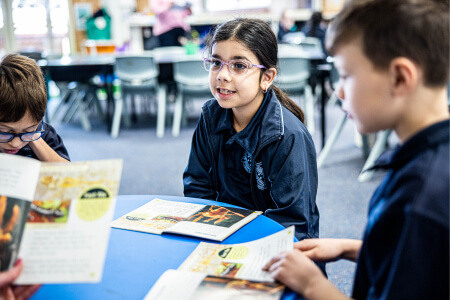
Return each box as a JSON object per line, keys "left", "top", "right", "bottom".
{"left": 295, "top": 238, "right": 363, "bottom": 263}
{"left": 262, "top": 249, "right": 325, "bottom": 296}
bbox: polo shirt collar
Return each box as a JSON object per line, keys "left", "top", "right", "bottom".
{"left": 371, "top": 119, "right": 449, "bottom": 170}
{"left": 214, "top": 90, "right": 284, "bottom": 155}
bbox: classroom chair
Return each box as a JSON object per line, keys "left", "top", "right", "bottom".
{"left": 113, "top": 55, "right": 163, "bottom": 138}
{"left": 172, "top": 58, "right": 211, "bottom": 137}
{"left": 277, "top": 44, "right": 315, "bottom": 133}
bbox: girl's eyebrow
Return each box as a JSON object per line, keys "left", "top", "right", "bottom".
{"left": 211, "top": 54, "right": 250, "bottom": 61}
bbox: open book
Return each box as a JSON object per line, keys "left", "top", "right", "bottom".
{"left": 111, "top": 198, "right": 262, "bottom": 241}
{"left": 0, "top": 154, "right": 122, "bottom": 284}
{"left": 145, "top": 226, "right": 295, "bottom": 299}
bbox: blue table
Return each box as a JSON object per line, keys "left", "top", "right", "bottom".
{"left": 32, "top": 195, "right": 293, "bottom": 299}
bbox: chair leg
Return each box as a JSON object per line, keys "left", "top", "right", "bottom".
{"left": 51, "top": 88, "right": 74, "bottom": 122}
{"left": 156, "top": 84, "right": 167, "bottom": 138}
{"left": 317, "top": 112, "right": 347, "bottom": 168}
{"left": 172, "top": 91, "right": 183, "bottom": 137}
{"left": 304, "top": 85, "right": 315, "bottom": 134}
{"left": 91, "top": 87, "right": 106, "bottom": 122}
{"left": 358, "top": 130, "right": 392, "bottom": 182}
{"left": 122, "top": 93, "right": 132, "bottom": 128}
{"left": 61, "top": 90, "right": 80, "bottom": 123}
{"left": 111, "top": 96, "right": 124, "bottom": 138}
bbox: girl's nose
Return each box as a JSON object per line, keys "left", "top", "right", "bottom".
{"left": 216, "top": 64, "right": 231, "bottom": 81}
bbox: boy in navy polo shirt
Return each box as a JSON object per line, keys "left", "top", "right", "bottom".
{"left": 0, "top": 54, "right": 69, "bottom": 161}
{"left": 263, "top": 0, "right": 449, "bottom": 299}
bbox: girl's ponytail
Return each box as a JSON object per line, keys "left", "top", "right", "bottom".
{"left": 271, "top": 85, "right": 305, "bottom": 124}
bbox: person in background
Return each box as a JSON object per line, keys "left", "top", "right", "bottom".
{"left": 150, "top": 0, "right": 192, "bottom": 47}
{"left": 184, "top": 18, "right": 321, "bottom": 248}
{"left": 0, "top": 259, "right": 40, "bottom": 299}
{"left": 0, "top": 54, "right": 69, "bottom": 162}
{"left": 263, "top": 0, "right": 449, "bottom": 299}
{"left": 301, "top": 11, "right": 327, "bottom": 53}
{"left": 277, "top": 9, "right": 297, "bottom": 43}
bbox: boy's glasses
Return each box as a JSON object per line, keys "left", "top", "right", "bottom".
{"left": 0, "top": 121, "right": 45, "bottom": 143}
{"left": 203, "top": 58, "right": 266, "bottom": 76}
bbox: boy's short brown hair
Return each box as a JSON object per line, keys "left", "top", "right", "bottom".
{"left": 0, "top": 54, "right": 47, "bottom": 123}
{"left": 326, "top": 0, "right": 449, "bottom": 87}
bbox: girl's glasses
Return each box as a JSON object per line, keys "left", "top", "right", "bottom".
{"left": 203, "top": 58, "right": 266, "bottom": 76}
{"left": 0, "top": 121, "right": 45, "bottom": 143}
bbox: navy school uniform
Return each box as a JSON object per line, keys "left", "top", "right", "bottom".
{"left": 183, "top": 90, "right": 319, "bottom": 241}
{"left": 353, "top": 120, "right": 449, "bottom": 299}
{"left": 17, "top": 122, "right": 70, "bottom": 161}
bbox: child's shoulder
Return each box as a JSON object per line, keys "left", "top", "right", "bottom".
{"left": 390, "top": 120, "right": 449, "bottom": 224}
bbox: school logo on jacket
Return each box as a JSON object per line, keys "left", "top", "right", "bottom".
{"left": 254, "top": 162, "right": 267, "bottom": 190}
{"left": 242, "top": 153, "right": 266, "bottom": 190}
{"left": 242, "top": 152, "right": 252, "bottom": 173}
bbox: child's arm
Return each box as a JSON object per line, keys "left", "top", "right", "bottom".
{"left": 263, "top": 249, "right": 350, "bottom": 300}
{"left": 183, "top": 115, "right": 216, "bottom": 199}
{"left": 29, "top": 138, "right": 69, "bottom": 162}
{"left": 295, "top": 238, "right": 362, "bottom": 262}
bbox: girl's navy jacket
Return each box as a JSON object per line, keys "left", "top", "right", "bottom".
{"left": 183, "top": 90, "right": 319, "bottom": 240}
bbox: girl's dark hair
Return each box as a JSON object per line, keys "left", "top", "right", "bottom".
{"left": 0, "top": 54, "right": 47, "bottom": 122}
{"left": 307, "top": 12, "right": 323, "bottom": 37}
{"left": 205, "top": 18, "right": 305, "bottom": 123}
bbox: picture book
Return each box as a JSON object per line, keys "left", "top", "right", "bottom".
{"left": 0, "top": 154, "right": 123, "bottom": 284}
{"left": 145, "top": 226, "right": 295, "bottom": 299}
{"left": 111, "top": 198, "right": 262, "bottom": 241}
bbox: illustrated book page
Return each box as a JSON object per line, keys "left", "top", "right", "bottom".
{"left": 178, "top": 226, "right": 295, "bottom": 282}
{"left": 0, "top": 154, "right": 41, "bottom": 271}
{"left": 144, "top": 269, "right": 284, "bottom": 300}
{"left": 15, "top": 159, "right": 123, "bottom": 284}
{"left": 111, "top": 198, "right": 262, "bottom": 241}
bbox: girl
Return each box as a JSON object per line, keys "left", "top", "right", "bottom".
{"left": 183, "top": 18, "right": 319, "bottom": 242}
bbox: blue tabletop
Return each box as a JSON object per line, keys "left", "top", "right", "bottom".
{"left": 32, "top": 195, "right": 295, "bottom": 299}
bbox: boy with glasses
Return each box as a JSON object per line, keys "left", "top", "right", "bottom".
{"left": 0, "top": 54, "right": 69, "bottom": 162}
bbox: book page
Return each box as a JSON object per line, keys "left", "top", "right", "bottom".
{"left": 0, "top": 154, "right": 41, "bottom": 271}
{"left": 178, "top": 226, "right": 294, "bottom": 282}
{"left": 0, "top": 154, "right": 41, "bottom": 201}
{"left": 164, "top": 205, "right": 262, "bottom": 241}
{"left": 15, "top": 159, "right": 123, "bottom": 284}
{"left": 111, "top": 198, "right": 205, "bottom": 234}
{"left": 144, "top": 270, "right": 206, "bottom": 300}
{"left": 145, "top": 270, "right": 284, "bottom": 300}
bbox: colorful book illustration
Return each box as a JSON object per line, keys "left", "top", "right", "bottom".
{"left": 145, "top": 226, "right": 295, "bottom": 299}
{"left": 111, "top": 198, "right": 262, "bottom": 241}
{"left": 0, "top": 154, "right": 122, "bottom": 284}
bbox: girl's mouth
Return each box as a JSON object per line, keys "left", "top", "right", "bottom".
{"left": 217, "top": 88, "right": 236, "bottom": 99}
{"left": 217, "top": 88, "right": 236, "bottom": 95}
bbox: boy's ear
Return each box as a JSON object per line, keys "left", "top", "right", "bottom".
{"left": 389, "top": 58, "right": 420, "bottom": 97}
{"left": 261, "top": 68, "right": 277, "bottom": 90}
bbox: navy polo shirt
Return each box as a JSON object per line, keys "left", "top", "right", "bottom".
{"left": 17, "top": 122, "right": 70, "bottom": 161}
{"left": 353, "top": 120, "right": 449, "bottom": 299}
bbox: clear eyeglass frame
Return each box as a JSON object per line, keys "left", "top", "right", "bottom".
{"left": 203, "top": 58, "right": 266, "bottom": 76}
{"left": 0, "top": 121, "right": 45, "bottom": 143}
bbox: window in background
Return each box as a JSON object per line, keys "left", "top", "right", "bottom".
{"left": 0, "top": 2, "right": 5, "bottom": 55}
{"left": 12, "top": 0, "right": 69, "bottom": 53}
